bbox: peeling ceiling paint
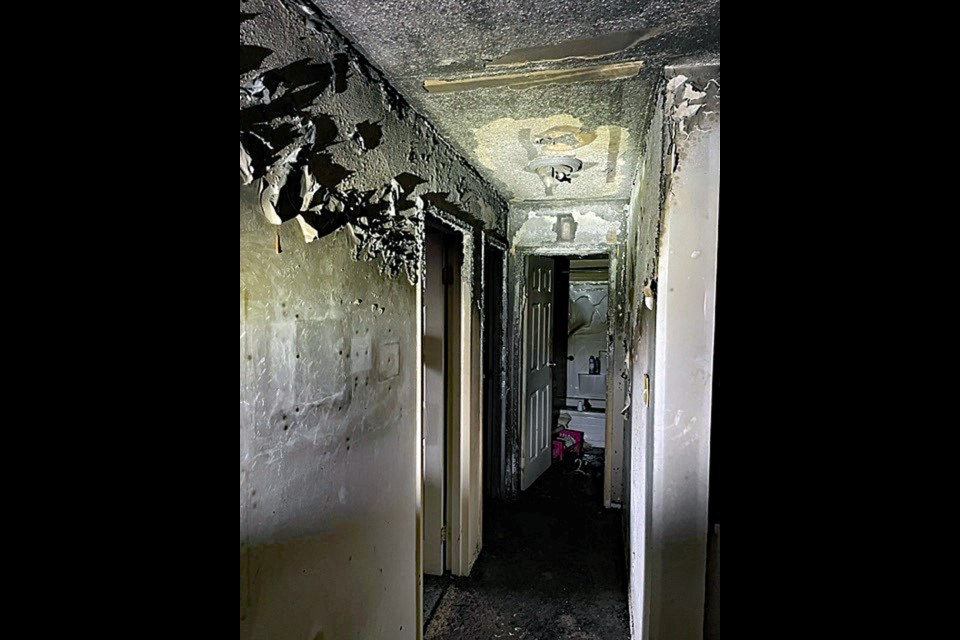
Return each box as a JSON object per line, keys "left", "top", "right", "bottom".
{"left": 474, "top": 115, "right": 631, "bottom": 201}
{"left": 664, "top": 66, "right": 721, "bottom": 175}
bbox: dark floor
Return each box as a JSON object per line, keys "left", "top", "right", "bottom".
{"left": 423, "top": 574, "right": 451, "bottom": 629}
{"left": 425, "top": 448, "right": 629, "bottom": 640}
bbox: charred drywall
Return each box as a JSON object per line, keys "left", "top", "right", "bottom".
{"left": 240, "top": 0, "right": 506, "bottom": 280}
{"left": 240, "top": 2, "right": 506, "bottom": 639}
{"left": 508, "top": 200, "right": 626, "bottom": 256}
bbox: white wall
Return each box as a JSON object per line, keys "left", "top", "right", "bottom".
{"left": 649, "top": 119, "right": 719, "bottom": 639}
{"left": 627, "top": 63, "right": 720, "bottom": 640}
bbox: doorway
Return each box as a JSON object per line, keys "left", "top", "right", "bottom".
{"left": 483, "top": 242, "right": 506, "bottom": 503}
{"left": 422, "top": 226, "right": 463, "bottom": 623}
{"left": 520, "top": 254, "right": 612, "bottom": 495}
{"left": 424, "top": 247, "right": 630, "bottom": 639}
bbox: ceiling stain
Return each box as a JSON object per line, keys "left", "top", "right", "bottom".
{"left": 488, "top": 28, "right": 666, "bottom": 67}
{"left": 606, "top": 125, "right": 622, "bottom": 184}
{"left": 423, "top": 61, "right": 644, "bottom": 93}
{"left": 474, "top": 115, "right": 631, "bottom": 201}
{"left": 534, "top": 126, "right": 597, "bottom": 152}
{"left": 518, "top": 128, "right": 538, "bottom": 161}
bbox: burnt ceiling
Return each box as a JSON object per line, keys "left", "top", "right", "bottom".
{"left": 302, "top": 0, "right": 720, "bottom": 204}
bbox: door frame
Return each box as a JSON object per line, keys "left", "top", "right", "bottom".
{"left": 506, "top": 246, "right": 625, "bottom": 506}
{"left": 483, "top": 236, "right": 509, "bottom": 501}
{"left": 422, "top": 228, "right": 453, "bottom": 578}
{"left": 416, "top": 208, "right": 491, "bottom": 638}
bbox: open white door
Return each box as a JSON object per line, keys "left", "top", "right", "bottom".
{"left": 422, "top": 231, "right": 446, "bottom": 575}
{"left": 521, "top": 256, "right": 555, "bottom": 491}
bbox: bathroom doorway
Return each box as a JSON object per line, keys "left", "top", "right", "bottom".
{"left": 519, "top": 254, "right": 612, "bottom": 497}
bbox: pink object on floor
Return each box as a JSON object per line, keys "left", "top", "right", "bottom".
{"left": 557, "top": 429, "right": 585, "bottom": 457}
{"left": 552, "top": 439, "right": 565, "bottom": 461}
{"left": 557, "top": 429, "right": 583, "bottom": 456}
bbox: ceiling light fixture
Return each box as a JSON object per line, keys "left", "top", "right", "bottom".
{"left": 526, "top": 156, "right": 583, "bottom": 192}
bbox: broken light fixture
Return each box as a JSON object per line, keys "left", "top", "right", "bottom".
{"left": 526, "top": 156, "right": 583, "bottom": 193}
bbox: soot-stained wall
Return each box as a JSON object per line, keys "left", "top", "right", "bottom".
{"left": 240, "top": 2, "right": 506, "bottom": 639}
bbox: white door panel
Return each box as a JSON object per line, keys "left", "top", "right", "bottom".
{"left": 521, "top": 257, "right": 554, "bottom": 491}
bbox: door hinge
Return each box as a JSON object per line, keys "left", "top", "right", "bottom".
{"left": 440, "top": 526, "right": 448, "bottom": 542}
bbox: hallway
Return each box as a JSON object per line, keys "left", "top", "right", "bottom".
{"left": 240, "top": 1, "right": 719, "bottom": 637}
{"left": 425, "top": 451, "right": 629, "bottom": 640}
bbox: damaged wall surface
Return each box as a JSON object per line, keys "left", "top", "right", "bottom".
{"left": 622, "top": 62, "right": 720, "bottom": 640}
{"left": 509, "top": 200, "right": 625, "bottom": 256}
{"left": 240, "top": 1, "right": 506, "bottom": 638}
